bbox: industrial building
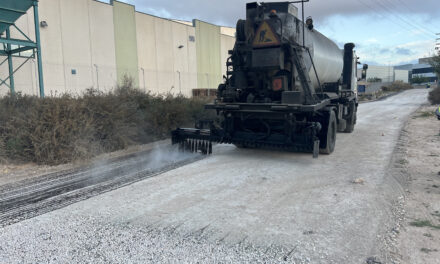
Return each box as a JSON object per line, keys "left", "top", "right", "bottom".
{"left": 0, "top": 0, "right": 236, "bottom": 97}
{"left": 358, "top": 65, "right": 409, "bottom": 94}
{"left": 411, "top": 64, "right": 438, "bottom": 83}
{"left": 357, "top": 56, "right": 440, "bottom": 94}
{"left": 365, "top": 65, "right": 397, "bottom": 83}
{"left": 362, "top": 65, "right": 413, "bottom": 84}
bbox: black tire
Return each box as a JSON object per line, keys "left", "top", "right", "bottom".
{"left": 234, "top": 143, "right": 246, "bottom": 149}
{"left": 320, "top": 110, "right": 337, "bottom": 154}
{"left": 344, "top": 101, "right": 356, "bottom": 133}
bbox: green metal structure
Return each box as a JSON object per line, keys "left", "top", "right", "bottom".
{"left": 0, "top": 0, "right": 44, "bottom": 97}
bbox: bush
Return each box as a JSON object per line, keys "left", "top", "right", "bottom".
{"left": 428, "top": 85, "right": 440, "bottom": 104}
{"left": 0, "top": 82, "right": 214, "bottom": 165}
{"left": 381, "top": 81, "right": 412, "bottom": 92}
{"left": 411, "top": 75, "right": 431, "bottom": 84}
{"left": 367, "top": 77, "right": 382, "bottom": 83}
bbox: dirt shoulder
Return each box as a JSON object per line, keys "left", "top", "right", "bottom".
{"left": 0, "top": 140, "right": 170, "bottom": 188}
{"left": 392, "top": 105, "right": 440, "bottom": 263}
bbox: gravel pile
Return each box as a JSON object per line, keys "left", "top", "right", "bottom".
{"left": 0, "top": 214, "right": 314, "bottom": 263}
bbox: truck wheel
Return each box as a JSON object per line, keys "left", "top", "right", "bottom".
{"left": 320, "top": 111, "right": 337, "bottom": 154}
{"left": 344, "top": 101, "right": 356, "bottom": 133}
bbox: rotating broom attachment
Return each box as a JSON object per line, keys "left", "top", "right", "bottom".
{"left": 178, "top": 139, "right": 212, "bottom": 155}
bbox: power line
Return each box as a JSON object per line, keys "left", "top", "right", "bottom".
{"left": 355, "top": 0, "right": 434, "bottom": 42}
{"left": 372, "top": 0, "right": 436, "bottom": 38}
{"left": 357, "top": 0, "right": 425, "bottom": 38}
{"left": 392, "top": 0, "right": 440, "bottom": 34}
{"left": 381, "top": 0, "right": 437, "bottom": 35}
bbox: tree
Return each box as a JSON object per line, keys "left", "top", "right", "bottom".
{"left": 429, "top": 54, "right": 440, "bottom": 78}
{"left": 428, "top": 54, "right": 440, "bottom": 104}
{"left": 367, "top": 77, "right": 382, "bottom": 83}
{"left": 411, "top": 75, "right": 430, "bottom": 84}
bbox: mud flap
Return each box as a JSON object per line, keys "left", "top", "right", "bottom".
{"left": 313, "top": 140, "right": 320, "bottom": 158}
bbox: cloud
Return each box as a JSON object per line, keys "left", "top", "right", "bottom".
{"left": 379, "top": 48, "right": 390, "bottom": 54}
{"left": 103, "top": 0, "right": 438, "bottom": 67}
{"left": 395, "top": 47, "right": 413, "bottom": 56}
{"left": 366, "top": 38, "right": 379, "bottom": 43}
{"left": 357, "top": 39, "right": 435, "bottom": 65}
{"left": 116, "top": 0, "right": 440, "bottom": 27}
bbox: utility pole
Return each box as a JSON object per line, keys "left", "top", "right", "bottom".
{"left": 388, "top": 61, "right": 391, "bottom": 83}
{"left": 436, "top": 33, "right": 440, "bottom": 55}
{"left": 33, "top": 0, "right": 45, "bottom": 98}
{"left": 177, "top": 71, "right": 181, "bottom": 95}
{"left": 141, "top": 67, "right": 145, "bottom": 91}
{"left": 6, "top": 28, "right": 14, "bottom": 95}
{"left": 94, "top": 64, "right": 99, "bottom": 90}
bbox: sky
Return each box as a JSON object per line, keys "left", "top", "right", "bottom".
{"left": 112, "top": 0, "right": 440, "bottom": 66}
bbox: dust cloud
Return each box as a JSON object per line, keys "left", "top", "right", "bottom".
{"left": 84, "top": 144, "right": 200, "bottom": 186}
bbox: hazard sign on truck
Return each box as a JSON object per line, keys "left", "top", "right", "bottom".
{"left": 253, "top": 21, "right": 281, "bottom": 48}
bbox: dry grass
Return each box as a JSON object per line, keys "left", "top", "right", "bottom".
{"left": 0, "top": 80, "right": 213, "bottom": 165}
{"left": 409, "top": 220, "right": 440, "bottom": 229}
{"left": 381, "top": 81, "right": 412, "bottom": 92}
{"left": 358, "top": 81, "right": 412, "bottom": 102}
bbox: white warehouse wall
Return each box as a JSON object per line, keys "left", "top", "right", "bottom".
{"left": 220, "top": 34, "right": 235, "bottom": 80}
{"left": 0, "top": 0, "right": 118, "bottom": 96}
{"left": 366, "top": 65, "right": 395, "bottom": 83}
{"left": 135, "top": 13, "right": 198, "bottom": 97}
{"left": 89, "top": 1, "right": 118, "bottom": 93}
{"left": 0, "top": 0, "right": 235, "bottom": 97}
{"left": 394, "top": 70, "right": 409, "bottom": 83}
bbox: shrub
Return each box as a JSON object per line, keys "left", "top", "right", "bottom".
{"left": 367, "top": 77, "right": 382, "bottom": 83}
{"left": 428, "top": 85, "right": 440, "bottom": 104}
{"left": 381, "top": 81, "right": 412, "bottom": 92}
{"left": 411, "top": 75, "right": 431, "bottom": 84}
{"left": 0, "top": 84, "right": 213, "bottom": 165}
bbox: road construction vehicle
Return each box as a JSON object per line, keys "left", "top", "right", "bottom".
{"left": 172, "top": 1, "right": 366, "bottom": 157}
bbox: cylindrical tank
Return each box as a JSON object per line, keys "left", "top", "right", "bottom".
{"left": 253, "top": 3, "right": 344, "bottom": 90}
{"left": 303, "top": 28, "right": 344, "bottom": 88}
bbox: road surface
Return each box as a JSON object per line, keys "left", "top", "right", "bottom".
{"left": 0, "top": 89, "right": 428, "bottom": 263}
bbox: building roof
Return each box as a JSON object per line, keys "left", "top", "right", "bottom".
{"left": 394, "top": 64, "right": 413, "bottom": 70}
{"left": 412, "top": 64, "right": 432, "bottom": 70}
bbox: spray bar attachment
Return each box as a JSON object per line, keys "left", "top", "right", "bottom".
{"left": 172, "top": 128, "right": 214, "bottom": 155}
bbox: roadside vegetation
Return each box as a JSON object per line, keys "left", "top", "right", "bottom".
{"left": 358, "top": 81, "right": 412, "bottom": 101}
{"left": 428, "top": 55, "right": 440, "bottom": 104}
{"left": 428, "top": 86, "right": 440, "bottom": 104}
{"left": 381, "top": 81, "right": 412, "bottom": 92}
{"left": 0, "top": 78, "right": 214, "bottom": 165}
{"left": 410, "top": 219, "right": 440, "bottom": 230}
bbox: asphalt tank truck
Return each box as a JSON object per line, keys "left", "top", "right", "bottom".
{"left": 172, "top": 1, "right": 367, "bottom": 157}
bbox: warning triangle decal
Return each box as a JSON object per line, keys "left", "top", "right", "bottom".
{"left": 252, "top": 21, "right": 281, "bottom": 48}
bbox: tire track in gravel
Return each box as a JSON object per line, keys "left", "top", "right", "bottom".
{"left": 0, "top": 146, "right": 204, "bottom": 227}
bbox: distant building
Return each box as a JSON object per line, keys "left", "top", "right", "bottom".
{"left": 365, "top": 65, "right": 395, "bottom": 83}
{"left": 363, "top": 65, "right": 409, "bottom": 84}
{"left": 411, "top": 64, "right": 437, "bottom": 83}
{"left": 419, "top": 57, "right": 434, "bottom": 65}
{"left": 394, "top": 70, "right": 409, "bottom": 83}
{"left": 394, "top": 64, "right": 414, "bottom": 71}
{"left": 0, "top": 0, "right": 237, "bottom": 97}
{"left": 364, "top": 57, "right": 439, "bottom": 85}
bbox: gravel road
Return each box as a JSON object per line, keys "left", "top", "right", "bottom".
{"left": 0, "top": 89, "right": 428, "bottom": 263}
{"left": 0, "top": 144, "right": 202, "bottom": 227}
